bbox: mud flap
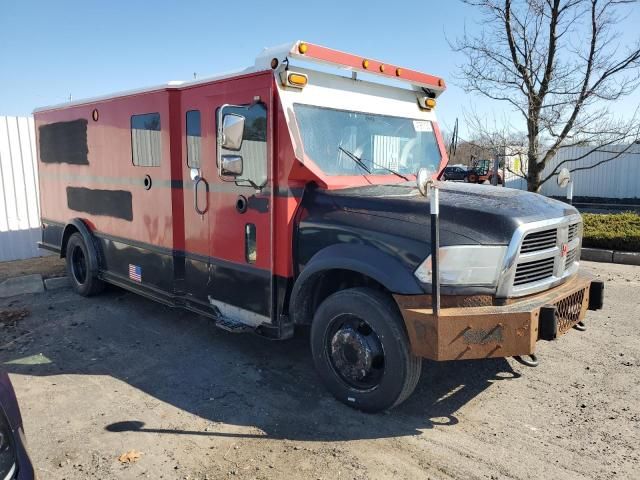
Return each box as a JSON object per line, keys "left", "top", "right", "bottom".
{"left": 588, "top": 280, "right": 604, "bottom": 310}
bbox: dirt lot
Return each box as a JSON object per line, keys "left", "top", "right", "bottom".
{"left": 0, "top": 255, "right": 65, "bottom": 282}
{"left": 1, "top": 261, "right": 638, "bottom": 479}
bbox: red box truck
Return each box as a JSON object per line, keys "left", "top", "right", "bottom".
{"left": 35, "top": 42, "right": 603, "bottom": 411}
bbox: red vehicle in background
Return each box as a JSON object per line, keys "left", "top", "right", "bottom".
{"left": 465, "top": 158, "right": 503, "bottom": 184}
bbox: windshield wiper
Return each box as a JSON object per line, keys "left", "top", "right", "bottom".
{"left": 338, "top": 146, "right": 371, "bottom": 174}
{"left": 368, "top": 159, "right": 410, "bottom": 181}
{"left": 338, "top": 146, "right": 409, "bottom": 181}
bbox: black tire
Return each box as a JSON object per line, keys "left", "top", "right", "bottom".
{"left": 65, "top": 232, "right": 104, "bottom": 296}
{"left": 310, "top": 287, "right": 422, "bottom": 413}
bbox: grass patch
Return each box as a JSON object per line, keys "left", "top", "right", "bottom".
{"left": 582, "top": 212, "right": 640, "bottom": 252}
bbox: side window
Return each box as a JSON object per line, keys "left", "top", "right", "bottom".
{"left": 186, "top": 110, "right": 201, "bottom": 168}
{"left": 217, "top": 103, "right": 267, "bottom": 187}
{"left": 131, "top": 113, "right": 161, "bottom": 167}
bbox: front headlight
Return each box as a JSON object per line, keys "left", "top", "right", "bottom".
{"left": 0, "top": 407, "right": 17, "bottom": 480}
{"left": 414, "top": 245, "right": 507, "bottom": 287}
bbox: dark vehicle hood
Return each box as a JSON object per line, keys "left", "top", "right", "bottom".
{"left": 316, "top": 181, "right": 578, "bottom": 244}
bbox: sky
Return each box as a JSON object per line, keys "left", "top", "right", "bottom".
{"left": 1, "top": 0, "right": 639, "bottom": 138}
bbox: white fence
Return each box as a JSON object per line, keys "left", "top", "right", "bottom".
{"left": 505, "top": 144, "right": 640, "bottom": 199}
{"left": 0, "top": 116, "right": 45, "bottom": 262}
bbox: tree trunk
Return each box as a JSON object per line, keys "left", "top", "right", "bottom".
{"left": 527, "top": 152, "right": 542, "bottom": 192}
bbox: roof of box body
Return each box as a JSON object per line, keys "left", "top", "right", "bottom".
{"left": 34, "top": 41, "right": 445, "bottom": 113}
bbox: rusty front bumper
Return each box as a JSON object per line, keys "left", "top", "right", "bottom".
{"left": 394, "top": 272, "right": 603, "bottom": 361}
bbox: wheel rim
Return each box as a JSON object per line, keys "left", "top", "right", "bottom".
{"left": 326, "top": 314, "right": 385, "bottom": 391}
{"left": 71, "top": 245, "right": 87, "bottom": 285}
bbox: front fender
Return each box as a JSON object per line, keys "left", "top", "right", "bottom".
{"left": 289, "top": 244, "right": 423, "bottom": 323}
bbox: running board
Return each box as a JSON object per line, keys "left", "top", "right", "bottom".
{"left": 215, "top": 318, "right": 254, "bottom": 333}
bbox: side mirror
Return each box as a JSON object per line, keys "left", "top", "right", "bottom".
{"left": 557, "top": 167, "right": 571, "bottom": 188}
{"left": 221, "top": 155, "right": 243, "bottom": 177}
{"left": 221, "top": 114, "right": 245, "bottom": 151}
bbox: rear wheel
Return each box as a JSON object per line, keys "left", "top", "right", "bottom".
{"left": 310, "top": 287, "right": 421, "bottom": 412}
{"left": 467, "top": 172, "right": 479, "bottom": 183}
{"left": 65, "top": 232, "right": 104, "bottom": 296}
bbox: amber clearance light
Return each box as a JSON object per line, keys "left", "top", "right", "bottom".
{"left": 286, "top": 72, "right": 308, "bottom": 88}
{"left": 298, "top": 43, "right": 308, "bottom": 54}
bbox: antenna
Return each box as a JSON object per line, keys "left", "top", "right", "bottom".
{"left": 448, "top": 118, "right": 459, "bottom": 158}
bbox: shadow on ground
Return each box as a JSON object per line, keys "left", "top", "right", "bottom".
{"left": 0, "top": 286, "right": 521, "bottom": 442}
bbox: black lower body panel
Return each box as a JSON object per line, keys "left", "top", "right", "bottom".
{"left": 38, "top": 219, "right": 278, "bottom": 331}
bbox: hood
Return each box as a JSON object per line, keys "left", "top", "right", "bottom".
{"left": 316, "top": 181, "right": 579, "bottom": 244}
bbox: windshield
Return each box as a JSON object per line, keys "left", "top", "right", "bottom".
{"left": 294, "top": 104, "right": 442, "bottom": 176}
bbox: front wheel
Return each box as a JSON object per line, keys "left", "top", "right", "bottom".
{"left": 310, "top": 287, "right": 422, "bottom": 412}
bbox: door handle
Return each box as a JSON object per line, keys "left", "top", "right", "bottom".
{"left": 194, "top": 176, "right": 209, "bottom": 215}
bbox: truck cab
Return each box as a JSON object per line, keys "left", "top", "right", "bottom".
{"left": 35, "top": 41, "right": 603, "bottom": 412}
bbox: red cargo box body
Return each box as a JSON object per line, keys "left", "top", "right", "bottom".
{"left": 35, "top": 42, "right": 448, "bottom": 330}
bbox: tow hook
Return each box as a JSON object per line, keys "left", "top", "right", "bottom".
{"left": 574, "top": 321, "right": 587, "bottom": 331}
{"left": 513, "top": 354, "right": 539, "bottom": 367}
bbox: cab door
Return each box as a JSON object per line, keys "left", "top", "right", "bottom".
{"left": 204, "top": 87, "right": 273, "bottom": 327}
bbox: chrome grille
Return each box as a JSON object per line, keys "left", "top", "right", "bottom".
{"left": 497, "top": 214, "right": 583, "bottom": 298}
{"left": 514, "top": 257, "right": 555, "bottom": 285}
{"left": 520, "top": 228, "right": 557, "bottom": 253}
{"left": 567, "top": 223, "right": 579, "bottom": 242}
{"left": 565, "top": 247, "right": 579, "bottom": 268}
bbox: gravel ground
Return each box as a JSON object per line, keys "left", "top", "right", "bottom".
{"left": 0, "top": 261, "right": 638, "bottom": 480}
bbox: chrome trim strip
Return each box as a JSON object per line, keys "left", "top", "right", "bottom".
{"left": 496, "top": 214, "right": 582, "bottom": 298}
{"left": 2, "top": 463, "right": 16, "bottom": 480}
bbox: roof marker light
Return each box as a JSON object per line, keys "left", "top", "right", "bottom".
{"left": 284, "top": 72, "right": 308, "bottom": 88}
{"left": 418, "top": 97, "right": 437, "bottom": 110}
{"left": 286, "top": 41, "right": 446, "bottom": 90}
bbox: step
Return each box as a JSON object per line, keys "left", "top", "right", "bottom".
{"left": 215, "top": 318, "right": 253, "bottom": 333}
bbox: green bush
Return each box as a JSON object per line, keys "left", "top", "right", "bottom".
{"left": 582, "top": 212, "right": 640, "bottom": 252}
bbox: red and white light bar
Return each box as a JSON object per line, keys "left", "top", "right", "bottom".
{"left": 287, "top": 41, "right": 446, "bottom": 92}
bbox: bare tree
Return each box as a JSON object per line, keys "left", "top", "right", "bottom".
{"left": 452, "top": 0, "right": 640, "bottom": 191}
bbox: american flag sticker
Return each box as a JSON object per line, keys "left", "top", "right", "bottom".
{"left": 128, "top": 264, "right": 142, "bottom": 282}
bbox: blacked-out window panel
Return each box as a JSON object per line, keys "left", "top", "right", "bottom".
{"left": 186, "top": 110, "right": 201, "bottom": 168}
{"left": 39, "top": 119, "right": 89, "bottom": 165}
{"left": 131, "top": 113, "right": 161, "bottom": 167}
